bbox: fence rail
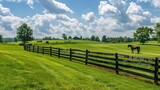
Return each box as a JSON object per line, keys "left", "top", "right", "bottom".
{"left": 24, "top": 45, "right": 159, "bottom": 84}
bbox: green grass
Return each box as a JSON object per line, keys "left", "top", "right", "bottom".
{"left": 28, "top": 40, "right": 160, "bottom": 58}
{"left": 29, "top": 40, "right": 160, "bottom": 82}
{"left": 0, "top": 44, "right": 160, "bottom": 89}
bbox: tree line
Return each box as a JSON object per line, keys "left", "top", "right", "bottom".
{"left": 61, "top": 33, "right": 135, "bottom": 43}
{"left": 0, "top": 22, "right": 160, "bottom": 44}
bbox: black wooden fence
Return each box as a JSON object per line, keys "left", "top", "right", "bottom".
{"left": 24, "top": 45, "right": 159, "bottom": 84}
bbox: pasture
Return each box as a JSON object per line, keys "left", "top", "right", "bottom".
{"left": 24, "top": 40, "right": 160, "bottom": 84}
{"left": 1, "top": 40, "right": 160, "bottom": 89}
{"left": 27, "top": 40, "right": 160, "bottom": 58}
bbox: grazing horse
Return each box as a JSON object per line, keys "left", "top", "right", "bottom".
{"left": 128, "top": 45, "right": 140, "bottom": 54}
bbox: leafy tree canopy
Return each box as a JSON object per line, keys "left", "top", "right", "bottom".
{"left": 134, "top": 26, "right": 153, "bottom": 44}
{"left": 62, "top": 33, "right": 67, "bottom": 40}
{"left": 0, "top": 34, "right": 3, "bottom": 43}
{"left": 155, "top": 23, "right": 160, "bottom": 43}
{"left": 17, "top": 23, "right": 33, "bottom": 44}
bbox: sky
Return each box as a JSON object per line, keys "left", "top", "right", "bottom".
{"left": 0, "top": 0, "right": 160, "bottom": 38}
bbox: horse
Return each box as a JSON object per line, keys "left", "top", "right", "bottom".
{"left": 128, "top": 45, "right": 140, "bottom": 54}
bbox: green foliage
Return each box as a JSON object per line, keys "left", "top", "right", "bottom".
{"left": 68, "top": 36, "right": 72, "bottom": 40}
{"left": 155, "top": 23, "right": 160, "bottom": 43}
{"left": 90, "top": 35, "right": 100, "bottom": 42}
{"left": 102, "top": 36, "right": 133, "bottom": 43}
{"left": 0, "top": 34, "right": 3, "bottom": 43}
{"left": 43, "top": 36, "right": 52, "bottom": 40}
{"left": 0, "top": 44, "right": 159, "bottom": 89}
{"left": 134, "top": 26, "right": 153, "bottom": 44}
{"left": 80, "top": 36, "right": 82, "bottom": 40}
{"left": 102, "top": 35, "right": 107, "bottom": 42}
{"left": 28, "top": 40, "right": 160, "bottom": 58}
{"left": 62, "top": 33, "right": 67, "bottom": 40}
{"left": 90, "top": 35, "right": 96, "bottom": 41}
{"left": 17, "top": 23, "right": 33, "bottom": 44}
{"left": 14, "top": 37, "right": 18, "bottom": 42}
{"left": 95, "top": 36, "right": 100, "bottom": 42}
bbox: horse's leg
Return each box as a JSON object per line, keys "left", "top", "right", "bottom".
{"left": 137, "top": 48, "right": 140, "bottom": 54}
{"left": 132, "top": 48, "right": 134, "bottom": 53}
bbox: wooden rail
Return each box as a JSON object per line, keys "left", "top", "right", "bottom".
{"left": 24, "top": 45, "right": 159, "bottom": 84}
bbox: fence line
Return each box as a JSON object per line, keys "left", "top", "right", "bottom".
{"left": 24, "top": 45, "right": 159, "bottom": 84}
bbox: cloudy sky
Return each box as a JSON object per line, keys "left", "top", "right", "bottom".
{"left": 0, "top": 0, "right": 160, "bottom": 38}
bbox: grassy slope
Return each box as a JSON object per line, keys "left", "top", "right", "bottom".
{"left": 26, "top": 40, "right": 160, "bottom": 58}
{"left": 0, "top": 44, "right": 160, "bottom": 89}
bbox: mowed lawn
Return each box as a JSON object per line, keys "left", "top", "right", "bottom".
{"left": 0, "top": 44, "right": 160, "bottom": 90}
{"left": 28, "top": 40, "right": 160, "bottom": 58}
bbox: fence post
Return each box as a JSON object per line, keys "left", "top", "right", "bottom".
{"left": 50, "top": 46, "right": 52, "bottom": 56}
{"left": 154, "top": 57, "right": 159, "bottom": 84}
{"left": 25, "top": 45, "right": 26, "bottom": 51}
{"left": 24, "top": 45, "right": 26, "bottom": 50}
{"left": 58, "top": 48, "right": 60, "bottom": 58}
{"left": 115, "top": 53, "right": 119, "bottom": 74}
{"left": 32, "top": 46, "right": 34, "bottom": 52}
{"left": 27, "top": 45, "right": 29, "bottom": 51}
{"left": 37, "top": 46, "right": 39, "bottom": 53}
{"left": 42, "top": 46, "right": 44, "bottom": 54}
{"left": 85, "top": 50, "right": 89, "bottom": 65}
{"left": 26, "top": 45, "right": 28, "bottom": 51}
{"left": 70, "top": 48, "right": 72, "bottom": 61}
{"left": 29, "top": 45, "right": 31, "bottom": 52}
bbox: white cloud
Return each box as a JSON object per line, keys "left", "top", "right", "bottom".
{"left": 151, "top": 17, "right": 160, "bottom": 24}
{"left": 152, "top": 0, "right": 160, "bottom": 8}
{"left": 126, "top": 2, "right": 152, "bottom": 25}
{"left": 109, "top": 0, "right": 126, "bottom": 8}
{"left": 137, "top": 0, "right": 151, "bottom": 3}
{"left": 0, "top": 15, "right": 22, "bottom": 37}
{"left": 0, "top": 4, "right": 12, "bottom": 16}
{"left": 38, "top": 0, "right": 73, "bottom": 14}
{"left": 0, "top": 0, "right": 74, "bottom": 13}
{"left": 81, "top": 12, "right": 96, "bottom": 22}
{"left": 126, "top": 2, "right": 143, "bottom": 15}
{"left": 98, "top": 1, "right": 120, "bottom": 16}
{"left": 0, "top": 0, "right": 35, "bottom": 9}
{"left": 27, "top": 0, "right": 34, "bottom": 9}
{"left": 137, "top": 0, "right": 160, "bottom": 8}
{"left": 143, "top": 11, "right": 151, "bottom": 17}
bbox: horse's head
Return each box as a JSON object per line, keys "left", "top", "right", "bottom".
{"left": 128, "top": 44, "right": 132, "bottom": 48}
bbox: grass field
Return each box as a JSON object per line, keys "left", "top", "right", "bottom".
{"left": 0, "top": 43, "right": 160, "bottom": 89}
{"left": 23, "top": 40, "right": 160, "bottom": 58}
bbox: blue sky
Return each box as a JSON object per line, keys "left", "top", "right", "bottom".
{"left": 0, "top": 0, "right": 160, "bottom": 38}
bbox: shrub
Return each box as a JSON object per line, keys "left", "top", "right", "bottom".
{"left": 37, "top": 40, "right": 42, "bottom": 42}
{"left": 46, "top": 41, "right": 49, "bottom": 44}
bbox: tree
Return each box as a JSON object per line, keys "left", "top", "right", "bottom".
{"left": 73, "top": 36, "right": 80, "bottom": 40}
{"left": 62, "top": 33, "right": 67, "bottom": 40}
{"left": 80, "top": 36, "right": 82, "bottom": 40}
{"left": 155, "top": 23, "right": 160, "bottom": 43}
{"left": 95, "top": 36, "right": 100, "bottom": 42}
{"left": 0, "top": 34, "right": 3, "bottom": 43}
{"left": 134, "top": 26, "right": 153, "bottom": 44}
{"left": 90, "top": 35, "right": 96, "bottom": 41}
{"left": 68, "top": 36, "right": 72, "bottom": 40}
{"left": 17, "top": 23, "right": 33, "bottom": 44}
{"left": 14, "top": 37, "right": 18, "bottom": 42}
{"left": 102, "top": 35, "right": 107, "bottom": 42}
